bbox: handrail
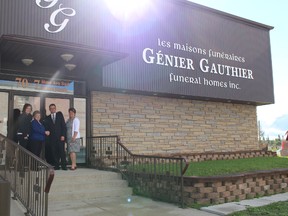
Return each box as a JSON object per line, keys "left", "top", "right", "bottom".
{"left": 0, "top": 134, "right": 54, "bottom": 216}
{"left": 86, "top": 135, "right": 189, "bottom": 207}
{"left": 44, "top": 169, "right": 55, "bottom": 193}
{"left": 182, "top": 158, "right": 190, "bottom": 175}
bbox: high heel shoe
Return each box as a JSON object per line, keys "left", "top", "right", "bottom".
{"left": 70, "top": 166, "right": 77, "bottom": 170}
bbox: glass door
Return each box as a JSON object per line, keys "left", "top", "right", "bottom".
{"left": 13, "top": 95, "right": 41, "bottom": 112}
{"left": 0, "top": 92, "right": 9, "bottom": 136}
{"left": 44, "top": 98, "right": 70, "bottom": 121}
{"left": 12, "top": 95, "right": 41, "bottom": 142}
{"left": 10, "top": 94, "right": 87, "bottom": 165}
{"left": 74, "top": 98, "right": 86, "bottom": 164}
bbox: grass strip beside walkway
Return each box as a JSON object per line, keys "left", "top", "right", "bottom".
{"left": 185, "top": 157, "right": 288, "bottom": 176}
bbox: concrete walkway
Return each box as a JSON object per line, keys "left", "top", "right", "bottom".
{"left": 11, "top": 195, "right": 216, "bottom": 216}
{"left": 201, "top": 192, "right": 288, "bottom": 215}
{"left": 11, "top": 191, "right": 288, "bottom": 216}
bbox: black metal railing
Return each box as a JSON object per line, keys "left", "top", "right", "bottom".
{"left": 86, "top": 136, "right": 189, "bottom": 207}
{"left": 0, "top": 134, "right": 54, "bottom": 216}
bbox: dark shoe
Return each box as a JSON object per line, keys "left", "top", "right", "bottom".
{"left": 70, "top": 167, "right": 76, "bottom": 171}
{"left": 54, "top": 167, "right": 60, "bottom": 170}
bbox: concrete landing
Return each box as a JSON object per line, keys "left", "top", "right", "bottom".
{"left": 12, "top": 192, "right": 288, "bottom": 216}
{"left": 11, "top": 195, "right": 216, "bottom": 216}
{"left": 48, "top": 196, "right": 217, "bottom": 216}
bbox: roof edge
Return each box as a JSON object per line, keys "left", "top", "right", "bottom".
{"left": 169, "top": 0, "right": 274, "bottom": 31}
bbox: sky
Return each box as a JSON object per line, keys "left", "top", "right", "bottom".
{"left": 188, "top": 0, "right": 288, "bottom": 139}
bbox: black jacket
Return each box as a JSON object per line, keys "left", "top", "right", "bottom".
{"left": 44, "top": 111, "right": 66, "bottom": 142}
{"left": 17, "top": 113, "right": 32, "bottom": 137}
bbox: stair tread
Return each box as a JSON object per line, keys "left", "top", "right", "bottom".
{"left": 50, "top": 187, "right": 131, "bottom": 194}
{"left": 48, "top": 169, "right": 132, "bottom": 201}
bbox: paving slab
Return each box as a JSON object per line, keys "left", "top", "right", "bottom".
{"left": 260, "top": 193, "right": 288, "bottom": 202}
{"left": 201, "top": 193, "right": 288, "bottom": 216}
{"left": 201, "top": 203, "right": 246, "bottom": 216}
{"left": 238, "top": 198, "right": 274, "bottom": 207}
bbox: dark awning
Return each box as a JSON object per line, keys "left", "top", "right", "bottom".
{"left": 0, "top": 34, "right": 128, "bottom": 78}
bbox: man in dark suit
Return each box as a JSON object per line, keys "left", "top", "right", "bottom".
{"left": 44, "top": 104, "right": 67, "bottom": 170}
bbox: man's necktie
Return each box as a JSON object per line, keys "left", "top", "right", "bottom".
{"left": 52, "top": 114, "right": 56, "bottom": 124}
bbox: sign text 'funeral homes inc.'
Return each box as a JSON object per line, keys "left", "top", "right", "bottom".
{"left": 142, "top": 38, "right": 254, "bottom": 90}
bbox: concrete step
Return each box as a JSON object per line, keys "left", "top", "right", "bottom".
{"left": 50, "top": 179, "right": 129, "bottom": 193}
{"left": 48, "top": 168, "right": 132, "bottom": 203}
{"left": 49, "top": 187, "right": 132, "bottom": 202}
{"left": 52, "top": 169, "right": 121, "bottom": 181}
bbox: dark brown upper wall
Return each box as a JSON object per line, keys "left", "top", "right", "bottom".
{"left": 0, "top": 0, "right": 274, "bottom": 105}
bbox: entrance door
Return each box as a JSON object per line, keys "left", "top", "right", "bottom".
{"left": 12, "top": 95, "right": 41, "bottom": 141}
{"left": 74, "top": 98, "right": 86, "bottom": 163}
{"left": 45, "top": 97, "right": 87, "bottom": 164}
{"left": 44, "top": 97, "right": 70, "bottom": 121}
{"left": 0, "top": 92, "right": 9, "bottom": 136}
{"left": 11, "top": 94, "right": 86, "bottom": 165}
{"left": 13, "top": 95, "right": 41, "bottom": 113}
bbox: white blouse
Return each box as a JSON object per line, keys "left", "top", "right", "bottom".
{"left": 71, "top": 117, "right": 80, "bottom": 139}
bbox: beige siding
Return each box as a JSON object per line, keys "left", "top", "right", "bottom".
{"left": 91, "top": 91, "right": 258, "bottom": 154}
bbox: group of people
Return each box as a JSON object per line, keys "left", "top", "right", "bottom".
{"left": 15, "top": 103, "right": 80, "bottom": 170}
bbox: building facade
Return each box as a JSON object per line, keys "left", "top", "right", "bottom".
{"left": 0, "top": 0, "right": 274, "bottom": 156}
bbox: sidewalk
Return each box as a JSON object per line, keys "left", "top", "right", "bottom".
{"left": 201, "top": 192, "right": 288, "bottom": 215}
{"left": 11, "top": 192, "right": 288, "bottom": 216}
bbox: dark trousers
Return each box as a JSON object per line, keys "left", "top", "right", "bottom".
{"left": 45, "top": 140, "right": 66, "bottom": 168}
{"left": 56, "top": 141, "right": 67, "bottom": 168}
{"left": 28, "top": 140, "right": 43, "bottom": 157}
{"left": 18, "top": 136, "right": 29, "bottom": 149}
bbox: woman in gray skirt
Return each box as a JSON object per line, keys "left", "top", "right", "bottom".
{"left": 66, "top": 108, "right": 80, "bottom": 170}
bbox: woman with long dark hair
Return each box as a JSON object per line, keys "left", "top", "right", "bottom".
{"left": 17, "top": 103, "right": 33, "bottom": 149}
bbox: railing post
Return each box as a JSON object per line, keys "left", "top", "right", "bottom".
{"left": 44, "top": 169, "right": 49, "bottom": 216}
{"left": 132, "top": 156, "right": 135, "bottom": 187}
{"left": 153, "top": 158, "right": 156, "bottom": 177}
{"left": 13, "top": 147, "right": 19, "bottom": 200}
{"left": 116, "top": 136, "right": 119, "bottom": 168}
{"left": 180, "top": 159, "right": 184, "bottom": 208}
{"left": 26, "top": 156, "right": 31, "bottom": 215}
{"left": 100, "top": 138, "right": 103, "bottom": 169}
{"left": 3, "top": 139, "right": 7, "bottom": 180}
{"left": 86, "top": 138, "right": 89, "bottom": 166}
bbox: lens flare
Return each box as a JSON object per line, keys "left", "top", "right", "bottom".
{"left": 104, "top": 0, "right": 151, "bottom": 22}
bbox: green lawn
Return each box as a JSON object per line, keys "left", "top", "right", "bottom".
{"left": 229, "top": 201, "right": 288, "bottom": 216}
{"left": 185, "top": 157, "right": 288, "bottom": 176}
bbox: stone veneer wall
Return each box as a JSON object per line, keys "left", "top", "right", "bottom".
{"left": 91, "top": 91, "right": 259, "bottom": 154}
{"left": 132, "top": 168, "right": 288, "bottom": 205}
{"left": 184, "top": 170, "right": 288, "bottom": 205}
{"left": 130, "top": 151, "right": 285, "bottom": 206}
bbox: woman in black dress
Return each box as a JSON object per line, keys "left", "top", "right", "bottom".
{"left": 17, "top": 103, "right": 33, "bottom": 149}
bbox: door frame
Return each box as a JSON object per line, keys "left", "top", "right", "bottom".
{"left": 8, "top": 90, "right": 88, "bottom": 165}
{"left": 10, "top": 91, "right": 74, "bottom": 117}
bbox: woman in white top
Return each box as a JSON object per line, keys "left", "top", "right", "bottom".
{"left": 66, "top": 108, "right": 80, "bottom": 170}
